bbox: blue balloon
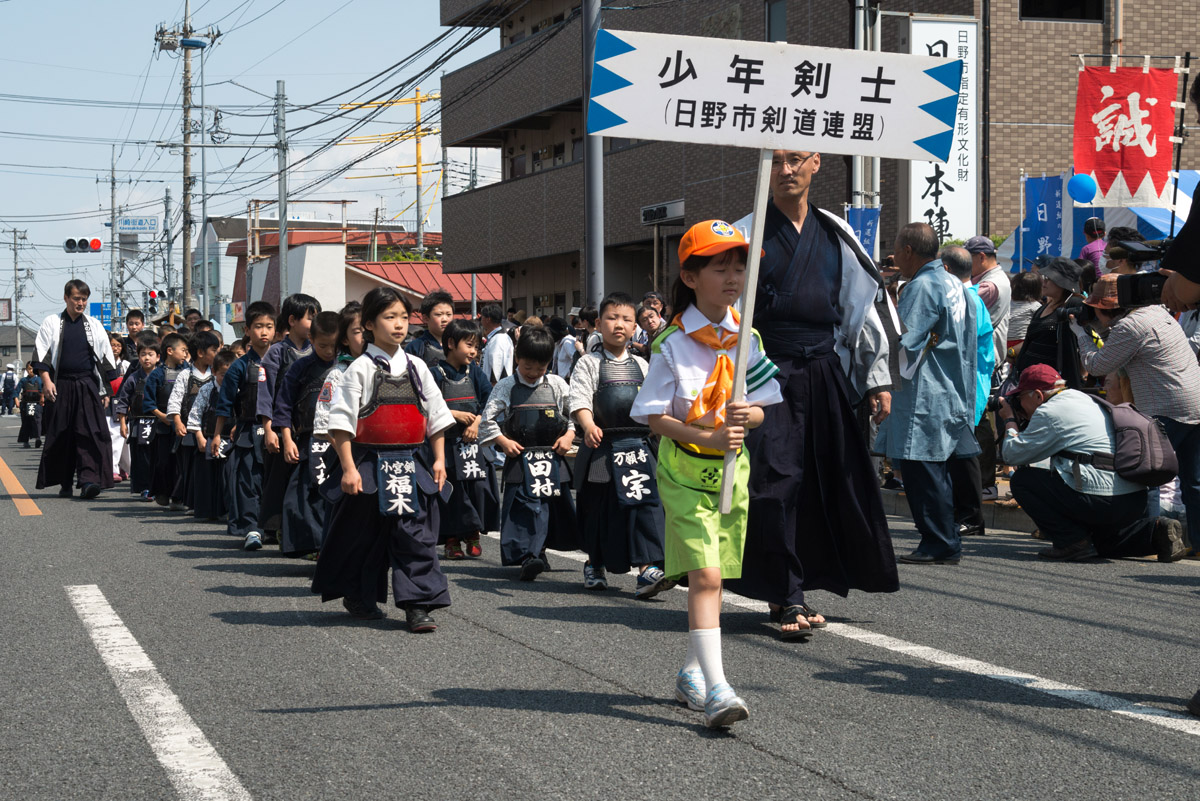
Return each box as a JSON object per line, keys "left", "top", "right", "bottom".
{"left": 1068, "top": 173, "right": 1098, "bottom": 203}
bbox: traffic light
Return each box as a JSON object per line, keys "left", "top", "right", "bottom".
{"left": 148, "top": 289, "right": 159, "bottom": 315}
{"left": 63, "top": 238, "right": 102, "bottom": 253}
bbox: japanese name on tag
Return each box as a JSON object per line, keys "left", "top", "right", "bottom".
{"left": 376, "top": 451, "right": 419, "bottom": 518}
{"left": 610, "top": 438, "right": 659, "bottom": 507}
{"left": 309, "top": 440, "right": 331, "bottom": 485}
{"left": 455, "top": 442, "right": 488, "bottom": 482}
{"left": 521, "top": 449, "right": 560, "bottom": 499}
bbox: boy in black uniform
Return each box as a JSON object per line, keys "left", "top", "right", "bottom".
{"left": 430, "top": 319, "right": 497, "bottom": 559}
{"left": 212, "top": 301, "right": 276, "bottom": 550}
{"left": 115, "top": 334, "right": 161, "bottom": 500}
{"left": 190, "top": 349, "right": 236, "bottom": 521}
{"left": 144, "top": 332, "right": 191, "bottom": 509}
{"left": 405, "top": 289, "right": 455, "bottom": 370}
{"left": 275, "top": 311, "right": 339, "bottom": 556}
{"left": 169, "top": 331, "right": 220, "bottom": 512}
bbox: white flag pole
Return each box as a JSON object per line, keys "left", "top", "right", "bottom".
{"left": 719, "top": 147, "right": 774, "bottom": 514}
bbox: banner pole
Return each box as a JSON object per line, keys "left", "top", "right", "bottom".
{"left": 1018, "top": 168, "right": 1025, "bottom": 271}
{"left": 1169, "top": 51, "right": 1191, "bottom": 236}
{"left": 718, "top": 148, "right": 773, "bottom": 515}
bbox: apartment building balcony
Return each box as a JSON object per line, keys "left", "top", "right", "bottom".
{"left": 440, "top": 14, "right": 581, "bottom": 148}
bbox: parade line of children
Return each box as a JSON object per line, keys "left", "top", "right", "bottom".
{"left": 81, "top": 220, "right": 779, "bottom": 729}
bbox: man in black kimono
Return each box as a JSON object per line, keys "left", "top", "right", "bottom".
{"left": 729, "top": 150, "right": 900, "bottom": 639}
{"left": 32, "top": 280, "right": 117, "bottom": 498}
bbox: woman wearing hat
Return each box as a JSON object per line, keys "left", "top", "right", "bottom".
{"left": 1013, "top": 256, "right": 1085, "bottom": 389}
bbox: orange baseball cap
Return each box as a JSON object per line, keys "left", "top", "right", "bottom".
{"left": 678, "top": 219, "right": 758, "bottom": 265}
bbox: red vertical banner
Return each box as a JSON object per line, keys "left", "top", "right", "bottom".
{"left": 1073, "top": 66, "right": 1179, "bottom": 206}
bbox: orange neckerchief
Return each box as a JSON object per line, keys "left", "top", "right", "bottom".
{"left": 672, "top": 307, "right": 739, "bottom": 428}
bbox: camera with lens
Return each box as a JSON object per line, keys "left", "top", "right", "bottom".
{"left": 1108, "top": 238, "right": 1172, "bottom": 307}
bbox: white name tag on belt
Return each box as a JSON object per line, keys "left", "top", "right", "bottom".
{"left": 377, "top": 451, "right": 418, "bottom": 518}
{"left": 310, "top": 440, "right": 331, "bottom": 485}
{"left": 456, "top": 442, "right": 488, "bottom": 481}
{"left": 521, "top": 449, "right": 561, "bottom": 498}
{"left": 255, "top": 425, "right": 265, "bottom": 437}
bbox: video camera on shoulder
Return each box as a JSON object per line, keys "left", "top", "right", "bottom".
{"left": 1108, "top": 238, "right": 1171, "bottom": 308}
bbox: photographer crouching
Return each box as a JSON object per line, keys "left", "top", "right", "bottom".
{"left": 998, "top": 365, "right": 1185, "bottom": 562}
{"left": 1070, "top": 273, "right": 1200, "bottom": 554}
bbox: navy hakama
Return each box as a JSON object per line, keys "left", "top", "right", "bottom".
{"left": 499, "top": 453, "right": 579, "bottom": 565}
{"left": 35, "top": 376, "right": 113, "bottom": 491}
{"left": 574, "top": 438, "right": 665, "bottom": 574}
{"left": 192, "top": 448, "right": 227, "bottom": 520}
{"left": 280, "top": 434, "right": 328, "bottom": 556}
{"left": 438, "top": 440, "right": 499, "bottom": 542}
{"left": 227, "top": 428, "right": 265, "bottom": 537}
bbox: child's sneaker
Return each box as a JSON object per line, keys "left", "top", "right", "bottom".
{"left": 583, "top": 562, "right": 608, "bottom": 590}
{"left": 140, "top": 490, "right": 153, "bottom": 502}
{"left": 243, "top": 532, "right": 263, "bottom": 551}
{"left": 704, "top": 683, "right": 749, "bottom": 728}
{"left": 444, "top": 538, "right": 466, "bottom": 560}
{"left": 634, "top": 566, "right": 676, "bottom": 600}
{"left": 464, "top": 536, "right": 483, "bottom": 558}
{"left": 674, "top": 668, "right": 706, "bottom": 711}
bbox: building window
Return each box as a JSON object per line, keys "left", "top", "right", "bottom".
{"left": 765, "top": 0, "right": 786, "bottom": 42}
{"left": 1019, "top": 0, "right": 1103, "bottom": 22}
{"left": 512, "top": 296, "right": 527, "bottom": 315}
{"left": 553, "top": 143, "right": 565, "bottom": 166}
{"left": 510, "top": 154, "right": 526, "bottom": 178}
{"left": 572, "top": 137, "right": 583, "bottom": 162}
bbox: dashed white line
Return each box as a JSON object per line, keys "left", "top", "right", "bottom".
{"left": 492, "top": 536, "right": 1200, "bottom": 738}
{"left": 66, "top": 585, "right": 252, "bottom": 801}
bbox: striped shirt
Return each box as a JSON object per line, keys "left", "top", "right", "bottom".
{"left": 1076, "top": 305, "right": 1200, "bottom": 424}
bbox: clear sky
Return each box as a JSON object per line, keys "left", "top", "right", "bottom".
{"left": 0, "top": 0, "right": 501, "bottom": 324}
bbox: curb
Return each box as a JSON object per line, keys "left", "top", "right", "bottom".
{"left": 880, "top": 488, "right": 1035, "bottom": 534}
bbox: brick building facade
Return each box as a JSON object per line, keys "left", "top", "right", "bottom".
{"left": 440, "top": 0, "right": 1198, "bottom": 314}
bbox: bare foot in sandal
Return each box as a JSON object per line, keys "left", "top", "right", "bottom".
{"left": 770, "top": 604, "right": 814, "bottom": 640}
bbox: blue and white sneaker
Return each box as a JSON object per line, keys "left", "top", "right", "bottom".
{"left": 704, "top": 682, "right": 749, "bottom": 728}
{"left": 674, "top": 668, "right": 706, "bottom": 711}
{"left": 583, "top": 562, "right": 608, "bottom": 590}
{"left": 634, "top": 566, "right": 676, "bottom": 600}
{"left": 243, "top": 532, "right": 263, "bottom": 551}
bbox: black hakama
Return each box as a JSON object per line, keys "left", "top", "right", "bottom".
{"left": 279, "top": 434, "right": 328, "bottom": 556}
{"left": 17, "top": 400, "right": 41, "bottom": 444}
{"left": 499, "top": 454, "right": 579, "bottom": 566}
{"left": 128, "top": 422, "right": 154, "bottom": 495}
{"left": 35, "top": 376, "right": 114, "bottom": 491}
{"left": 149, "top": 425, "right": 178, "bottom": 501}
{"left": 191, "top": 449, "right": 227, "bottom": 520}
{"left": 173, "top": 440, "right": 196, "bottom": 508}
{"left": 574, "top": 438, "right": 665, "bottom": 574}
{"left": 259, "top": 451, "right": 293, "bottom": 532}
{"left": 227, "top": 428, "right": 265, "bottom": 537}
{"left": 438, "top": 438, "right": 499, "bottom": 542}
{"left": 312, "top": 448, "right": 449, "bottom": 609}
{"left": 728, "top": 353, "right": 899, "bottom": 606}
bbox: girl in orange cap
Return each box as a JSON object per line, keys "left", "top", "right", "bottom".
{"left": 630, "top": 219, "right": 782, "bottom": 728}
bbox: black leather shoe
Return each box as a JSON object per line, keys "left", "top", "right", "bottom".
{"left": 958, "top": 522, "right": 985, "bottom": 537}
{"left": 405, "top": 606, "right": 437, "bottom": 633}
{"left": 898, "top": 550, "right": 960, "bottom": 565}
{"left": 80, "top": 483, "right": 101, "bottom": 499}
{"left": 59, "top": 485, "right": 73, "bottom": 497}
{"left": 1152, "top": 517, "right": 1186, "bottom": 562}
{"left": 342, "top": 598, "right": 385, "bottom": 620}
{"left": 1037, "top": 539, "right": 1099, "bottom": 561}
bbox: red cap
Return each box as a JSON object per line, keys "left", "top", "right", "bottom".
{"left": 1014, "top": 364, "right": 1064, "bottom": 395}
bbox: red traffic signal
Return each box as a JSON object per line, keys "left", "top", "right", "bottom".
{"left": 63, "top": 237, "right": 102, "bottom": 253}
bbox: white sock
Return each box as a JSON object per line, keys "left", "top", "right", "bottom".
{"left": 690, "top": 628, "right": 726, "bottom": 689}
{"left": 682, "top": 635, "right": 700, "bottom": 673}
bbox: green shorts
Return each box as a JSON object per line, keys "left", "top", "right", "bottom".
{"left": 656, "top": 438, "right": 750, "bottom": 581}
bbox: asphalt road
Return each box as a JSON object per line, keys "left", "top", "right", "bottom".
{"left": 0, "top": 415, "right": 1197, "bottom": 801}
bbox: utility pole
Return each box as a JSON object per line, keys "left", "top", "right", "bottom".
{"left": 371, "top": 206, "right": 380, "bottom": 261}
{"left": 110, "top": 145, "right": 118, "bottom": 320}
{"left": 276, "top": 80, "right": 288, "bottom": 296}
{"left": 182, "top": 0, "right": 193, "bottom": 309}
{"left": 582, "top": 0, "right": 604, "bottom": 304}
{"left": 164, "top": 187, "right": 172, "bottom": 296}
{"left": 7, "top": 229, "right": 27, "bottom": 365}
{"left": 414, "top": 87, "right": 425, "bottom": 255}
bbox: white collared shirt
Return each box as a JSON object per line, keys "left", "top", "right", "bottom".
{"left": 630, "top": 304, "right": 782, "bottom": 426}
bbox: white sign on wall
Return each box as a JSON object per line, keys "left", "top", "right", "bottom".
{"left": 907, "top": 18, "right": 978, "bottom": 241}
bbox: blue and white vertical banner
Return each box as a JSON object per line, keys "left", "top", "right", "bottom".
{"left": 587, "top": 29, "right": 964, "bottom": 163}
{"left": 906, "top": 17, "right": 979, "bottom": 241}
{"left": 843, "top": 205, "right": 881, "bottom": 258}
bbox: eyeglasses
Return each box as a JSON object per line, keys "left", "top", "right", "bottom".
{"left": 771, "top": 153, "right": 816, "bottom": 171}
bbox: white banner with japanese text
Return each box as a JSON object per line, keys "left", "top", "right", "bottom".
{"left": 587, "top": 29, "right": 964, "bottom": 164}
{"left": 907, "top": 18, "right": 978, "bottom": 242}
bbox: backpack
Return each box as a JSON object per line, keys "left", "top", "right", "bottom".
{"left": 1062, "top": 396, "right": 1178, "bottom": 487}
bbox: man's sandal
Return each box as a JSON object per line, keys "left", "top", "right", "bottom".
{"left": 778, "top": 605, "right": 815, "bottom": 641}
{"left": 797, "top": 603, "right": 828, "bottom": 629}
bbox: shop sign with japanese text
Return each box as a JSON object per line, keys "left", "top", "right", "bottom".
{"left": 587, "top": 29, "right": 964, "bottom": 163}
{"left": 907, "top": 18, "right": 978, "bottom": 241}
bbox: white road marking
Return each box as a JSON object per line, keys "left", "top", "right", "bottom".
{"left": 485, "top": 534, "right": 1200, "bottom": 738}
{"left": 66, "top": 585, "right": 252, "bottom": 801}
